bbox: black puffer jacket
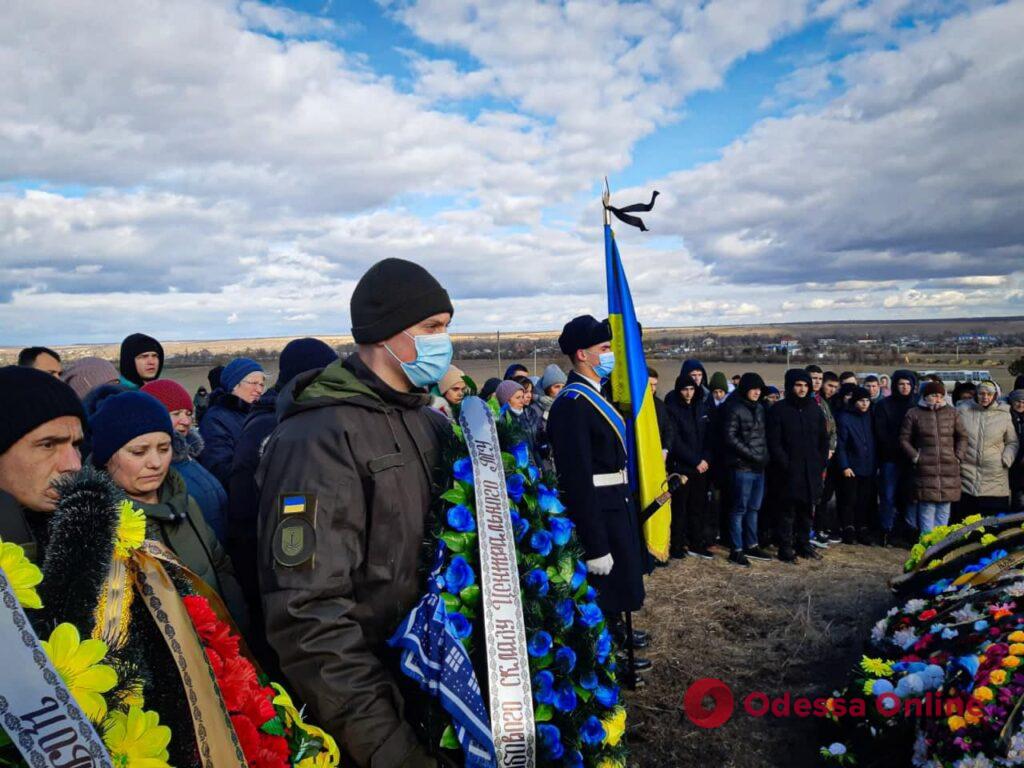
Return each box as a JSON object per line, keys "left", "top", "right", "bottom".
{"left": 720, "top": 373, "right": 769, "bottom": 472}
{"left": 767, "top": 370, "right": 830, "bottom": 503}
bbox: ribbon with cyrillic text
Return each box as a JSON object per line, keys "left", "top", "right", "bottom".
{"left": 460, "top": 396, "right": 536, "bottom": 768}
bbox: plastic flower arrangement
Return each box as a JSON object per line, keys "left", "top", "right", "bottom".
{"left": 0, "top": 468, "right": 341, "bottom": 768}
{"left": 405, "top": 400, "right": 627, "bottom": 767}
{"left": 829, "top": 513, "right": 1024, "bottom": 766}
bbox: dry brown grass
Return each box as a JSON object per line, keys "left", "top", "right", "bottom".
{"left": 624, "top": 543, "right": 906, "bottom": 767}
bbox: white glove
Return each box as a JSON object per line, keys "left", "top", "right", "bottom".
{"left": 586, "top": 554, "right": 614, "bottom": 576}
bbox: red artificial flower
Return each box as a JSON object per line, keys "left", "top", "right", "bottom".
{"left": 256, "top": 733, "right": 291, "bottom": 768}
{"left": 914, "top": 634, "right": 934, "bottom": 652}
{"left": 239, "top": 685, "right": 277, "bottom": 727}
{"left": 184, "top": 595, "right": 220, "bottom": 635}
{"left": 205, "top": 647, "right": 225, "bottom": 678}
{"left": 231, "top": 714, "right": 262, "bottom": 762}
{"left": 219, "top": 654, "right": 260, "bottom": 711}
{"left": 919, "top": 609, "right": 938, "bottom": 622}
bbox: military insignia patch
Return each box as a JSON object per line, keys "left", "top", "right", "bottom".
{"left": 273, "top": 493, "right": 317, "bottom": 568}
{"left": 272, "top": 517, "right": 316, "bottom": 567}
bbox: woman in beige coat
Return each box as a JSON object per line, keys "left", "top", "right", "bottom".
{"left": 957, "top": 380, "right": 1018, "bottom": 519}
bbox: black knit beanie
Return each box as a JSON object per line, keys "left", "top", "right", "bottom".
{"left": 350, "top": 258, "right": 453, "bottom": 344}
{"left": 0, "top": 366, "right": 86, "bottom": 456}
{"left": 119, "top": 333, "right": 165, "bottom": 386}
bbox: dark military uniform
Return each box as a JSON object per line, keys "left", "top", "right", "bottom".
{"left": 547, "top": 371, "right": 645, "bottom": 615}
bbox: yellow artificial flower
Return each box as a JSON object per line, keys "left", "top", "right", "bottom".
{"left": 948, "top": 715, "right": 966, "bottom": 732}
{"left": 0, "top": 539, "right": 43, "bottom": 609}
{"left": 602, "top": 707, "right": 626, "bottom": 747}
{"left": 1005, "top": 656, "right": 1022, "bottom": 669}
{"left": 963, "top": 514, "right": 983, "bottom": 526}
{"left": 909, "top": 544, "right": 926, "bottom": 562}
{"left": 981, "top": 533, "right": 997, "bottom": 546}
{"left": 990, "top": 669, "right": 1008, "bottom": 686}
{"left": 1011, "top": 644, "right": 1024, "bottom": 657}
{"left": 41, "top": 623, "right": 117, "bottom": 723}
{"left": 103, "top": 706, "right": 171, "bottom": 768}
{"left": 862, "top": 679, "right": 876, "bottom": 696}
{"left": 860, "top": 657, "right": 893, "bottom": 677}
{"left": 597, "top": 761, "right": 625, "bottom": 768}
{"left": 1010, "top": 631, "right": 1024, "bottom": 643}
{"left": 273, "top": 683, "right": 340, "bottom": 766}
{"left": 114, "top": 501, "right": 147, "bottom": 560}
{"left": 926, "top": 559, "right": 943, "bottom": 570}
{"left": 974, "top": 686, "right": 994, "bottom": 702}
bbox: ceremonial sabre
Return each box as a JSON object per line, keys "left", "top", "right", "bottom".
{"left": 460, "top": 397, "right": 537, "bottom": 768}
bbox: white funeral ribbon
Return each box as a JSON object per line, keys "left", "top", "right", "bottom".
{"left": 0, "top": 568, "right": 113, "bottom": 768}
{"left": 460, "top": 397, "right": 537, "bottom": 768}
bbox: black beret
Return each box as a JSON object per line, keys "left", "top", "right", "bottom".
{"left": 558, "top": 315, "right": 612, "bottom": 356}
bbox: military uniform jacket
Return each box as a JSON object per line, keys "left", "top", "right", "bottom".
{"left": 546, "top": 371, "right": 645, "bottom": 614}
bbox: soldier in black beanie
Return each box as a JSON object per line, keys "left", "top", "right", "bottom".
{"left": 119, "top": 332, "right": 165, "bottom": 388}
{"left": 0, "top": 366, "right": 86, "bottom": 560}
{"left": 258, "top": 257, "right": 453, "bottom": 767}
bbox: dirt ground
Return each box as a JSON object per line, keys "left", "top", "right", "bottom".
{"left": 623, "top": 543, "right": 907, "bottom": 767}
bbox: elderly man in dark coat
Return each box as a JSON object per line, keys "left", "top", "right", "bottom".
{"left": 767, "top": 369, "right": 830, "bottom": 562}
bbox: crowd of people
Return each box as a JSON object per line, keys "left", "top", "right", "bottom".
{"left": 4, "top": 268, "right": 1024, "bottom": 765}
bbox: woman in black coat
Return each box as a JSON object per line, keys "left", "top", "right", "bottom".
{"left": 664, "top": 374, "right": 714, "bottom": 558}
{"left": 767, "top": 369, "right": 830, "bottom": 562}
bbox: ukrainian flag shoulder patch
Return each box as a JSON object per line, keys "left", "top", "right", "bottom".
{"left": 282, "top": 494, "right": 307, "bottom": 515}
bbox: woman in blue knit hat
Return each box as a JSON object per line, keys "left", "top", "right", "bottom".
{"left": 198, "top": 356, "right": 265, "bottom": 489}
{"left": 91, "top": 390, "right": 248, "bottom": 627}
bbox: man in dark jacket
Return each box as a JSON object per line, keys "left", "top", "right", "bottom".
{"left": 0, "top": 367, "right": 85, "bottom": 562}
{"left": 664, "top": 374, "right": 713, "bottom": 559}
{"left": 767, "top": 369, "right": 830, "bottom": 562}
{"left": 679, "top": 358, "right": 710, "bottom": 400}
{"left": 257, "top": 258, "right": 453, "bottom": 768}
{"left": 548, "top": 315, "right": 648, "bottom": 674}
{"left": 836, "top": 387, "right": 877, "bottom": 544}
{"left": 873, "top": 369, "right": 918, "bottom": 544}
{"left": 228, "top": 337, "right": 337, "bottom": 672}
{"left": 118, "top": 332, "right": 164, "bottom": 389}
{"left": 720, "top": 372, "right": 771, "bottom": 566}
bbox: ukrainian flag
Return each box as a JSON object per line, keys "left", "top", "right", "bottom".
{"left": 605, "top": 224, "right": 671, "bottom": 562}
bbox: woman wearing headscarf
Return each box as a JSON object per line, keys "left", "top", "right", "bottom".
{"left": 956, "top": 380, "right": 1018, "bottom": 519}
{"left": 62, "top": 356, "right": 120, "bottom": 400}
{"left": 496, "top": 379, "right": 541, "bottom": 464}
{"left": 90, "top": 390, "right": 247, "bottom": 626}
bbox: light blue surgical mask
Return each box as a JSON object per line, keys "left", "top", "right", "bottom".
{"left": 591, "top": 351, "right": 615, "bottom": 379}
{"left": 387, "top": 332, "right": 453, "bottom": 388}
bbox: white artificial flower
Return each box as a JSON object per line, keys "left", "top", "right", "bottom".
{"left": 872, "top": 618, "right": 889, "bottom": 644}
{"left": 893, "top": 627, "right": 919, "bottom": 650}
{"left": 904, "top": 599, "right": 928, "bottom": 614}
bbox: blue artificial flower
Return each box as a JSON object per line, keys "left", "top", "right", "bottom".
{"left": 549, "top": 516, "right": 574, "bottom": 547}
{"left": 446, "top": 504, "right": 476, "bottom": 532}
{"left": 537, "top": 484, "right": 566, "bottom": 515}
{"left": 554, "top": 646, "right": 577, "bottom": 674}
{"left": 554, "top": 680, "right": 578, "bottom": 713}
{"left": 527, "top": 464, "right": 539, "bottom": 483}
{"left": 580, "top": 716, "right": 606, "bottom": 746}
{"left": 530, "top": 530, "right": 553, "bottom": 557}
{"left": 956, "top": 655, "right": 980, "bottom": 681}
{"left": 925, "top": 578, "right": 953, "bottom": 596}
{"left": 510, "top": 511, "right": 529, "bottom": 543}
{"left": 555, "top": 598, "right": 575, "bottom": 630}
{"left": 510, "top": 442, "right": 530, "bottom": 469}
{"left": 895, "top": 673, "right": 924, "bottom": 698}
{"left": 453, "top": 457, "right": 474, "bottom": 485}
{"left": 506, "top": 473, "right": 526, "bottom": 502}
{"left": 571, "top": 560, "right": 587, "bottom": 590}
{"left": 537, "top": 724, "right": 564, "bottom": 760}
{"left": 525, "top": 568, "right": 550, "bottom": 597}
{"left": 964, "top": 550, "right": 1008, "bottom": 573}
{"left": 595, "top": 684, "right": 619, "bottom": 708}
{"left": 871, "top": 679, "right": 894, "bottom": 696}
{"left": 596, "top": 629, "right": 612, "bottom": 663}
{"left": 922, "top": 664, "right": 944, "bottom": 690}
{"left": 443, "top": 556, "right": 475, "bottom": 594}
{"left": 533, "top": 671, "right": 555, "bottom": 705}
{"left": 941, "top": 627, "right": 960, "bottom": 640}
{"left": 564, "top": 750, "right": 584, "bottom": 768}
{"left": 448, "top": 612, "right": 472, "bottom": 639}
{"left": 528, "top": 631, "right": 553, "bottom": 658}
{"left": 580, "top": 671, "right": 599, "bottom": 691}
{"left": 579, "top": 602, "right": 604, "bottom": 628}
{"left": 584, "top": 586, "right": 597, "bottom": 603}
{"left": 974, "top": 620, "right": 990, "bottom": 632}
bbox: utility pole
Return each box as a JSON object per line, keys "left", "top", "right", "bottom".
{"left": 533, "top": 348, "right": 538, "bottom": 374}
{"left": 497, "top": 330, "right": 502, "bottom": 377}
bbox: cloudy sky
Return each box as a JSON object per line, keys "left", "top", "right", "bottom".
{"left": 2, "top": 0, "right": 1022, "bottom": 344}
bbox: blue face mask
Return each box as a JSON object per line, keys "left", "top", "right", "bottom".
{"left": 591, "top": 351, "right": 615, "bottom": 379}
{"left": 387, "top": 332, "right": 453, "bottom": 388}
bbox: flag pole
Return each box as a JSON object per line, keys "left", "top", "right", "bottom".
{"left": 604, "top": 175, "right": 643, "bottom": 691}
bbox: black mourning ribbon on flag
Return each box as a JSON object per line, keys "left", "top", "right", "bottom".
{"left": 605, "top": 190, "right": 659, "bottom": 231}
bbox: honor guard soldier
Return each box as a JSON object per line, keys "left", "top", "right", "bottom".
{"left": 546, "top": 315, "right": 651, "bottom": 682}
{"left": 257, "top": 258, "right": 455, "bottom": 768}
